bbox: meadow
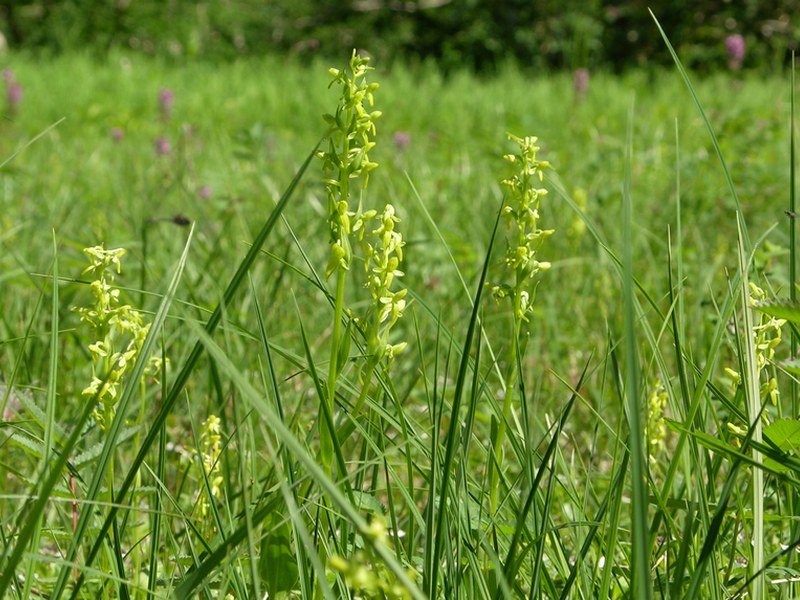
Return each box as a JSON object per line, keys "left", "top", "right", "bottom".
{"left": 0, "top": 44, "right": 798, "bottom": 599}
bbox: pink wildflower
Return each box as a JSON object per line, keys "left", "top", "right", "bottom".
{"left": 725, "top": 34, "right": 745, "bottom": 71}
{"left": 393, "top": 131, "right": 411, "bottom": 150}
{"left": 573, "top": 68, "right": 590, "bottom": 97}
{"left": 3, "top": 69, "right": 21, "bottom": 114}
{"left": 154, "top": 137, "right": 171, "bottom": 156}
{"left": 159, "top": 88, "right": 174, "bottom": 120}
{"left": 7, "top": 81, "right": 22, "bottom": 112}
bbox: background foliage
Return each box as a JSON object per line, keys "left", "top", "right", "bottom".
{"left": 0, "top": 0, "right": 797, "bottom": 71}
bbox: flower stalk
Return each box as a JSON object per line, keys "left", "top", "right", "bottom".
{"left": 318, "top": 50, "right": 382, "bottom": 474}
{"left": 488, "top": 134, "right": 553, "bottom": 513}
{"left": 196, "top": 415, "right": 224, "bottom": 527}
{"left": 350, "top": 204, "right": 408, "bottom": 414}
{"left": 74, "top": 245, "right": 162, "bottom": 585}
{"left": 75, "top": 246, "right": 154, "bottom": 431}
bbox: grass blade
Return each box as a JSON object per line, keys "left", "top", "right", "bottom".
{"left": 147, "top": 342, "right": 169, "bottom": 597}
{"left": 790, "top": 52, "right": 798, "bottom": 416}
{"left": 622, "top": 97, "right": 651, "bottom": 600}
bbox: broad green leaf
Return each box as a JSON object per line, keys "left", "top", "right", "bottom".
{"left": 259, "top": 510, "right": 299, "bottom": 597}
{"left": 12, "top": 386, "right": 69, "bottom": 445}
{"left": 763, "top": 419, "right": 800, "bottom": 452}
{"left": 352, "top": 490, "right": 384, "bottom": 517}
{"left": 754, "top": 300, "right": 800, "bottom": 324}
{"left": 779, "top": 359, "right": 800, "bottom": 377}
{"left": 763, "top": 419, "right": 800, "bottom": 473}
{"left": 71, "top": 425, "right": 140, "bottom": 468}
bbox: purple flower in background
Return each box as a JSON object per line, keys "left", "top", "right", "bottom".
{"left": 111, "top": 127, "right": 124, "bottom": 142}
{"left": 154, "top": 137, "right": 171, "bottom": 156}
{"left": 3, "top": 69, "right": 21, "bottom": 114}
{"left": 573, "top": 68, "right": 590, "bottom": 97}
{"left": 6, "top": 81, "right": 22, "bottom": 112}
{"left": 198, "top": 185, "right": 213, "bottom": 199}
{"left": 159, "top": 87, "right": 174, "bottom": 120}
{"left": 725, "top": 34, "right": 745, "bottom": 71}
{"left": 393, "top": 131, "right": 411, "bottom": 150}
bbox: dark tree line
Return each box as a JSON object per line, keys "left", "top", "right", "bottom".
{"left": 0, "top": 0, "right": 796, "bottom": 71}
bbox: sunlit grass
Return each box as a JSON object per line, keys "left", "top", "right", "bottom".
{"left": 0, "top": 43, "right": 798, "bottom": 598}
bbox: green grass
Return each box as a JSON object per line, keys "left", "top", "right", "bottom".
{"left": 0, "top": 47, "right": 798, "bottom": 598}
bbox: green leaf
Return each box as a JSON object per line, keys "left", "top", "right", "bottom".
{"left": 763, "top": 419, "right": 800, "bottom": 473}
{"left": 665, "top": 419, "right": 800, "bottom": 477}
{"left": 764, "top": 419, "right": 800, "bottom": 451}
{"left": 7, "top": 430, "right": 47, "bottom": 460}
{"left": 13, "top": 386, "right": 69, "bottom": 446}
{"left": 780, "top": 359, "right": 800, "bottom": 377}
{"left": 259, "top": 510, "right": 299, "bottom": 597}
{"left": 352, "top": 490, "right": 384, "bottom": 517}
{"left": 71, "top": 425, "right": 140, "bottom": 468}
{"left": 754, "top": 300, "right": 800, "bottom": 323}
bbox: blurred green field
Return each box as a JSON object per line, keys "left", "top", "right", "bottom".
{"left": 0, "top": 51, "right": 798, "bottom": 598}
{"left": 2, "top": 52, "right": 792, "bottom": 391}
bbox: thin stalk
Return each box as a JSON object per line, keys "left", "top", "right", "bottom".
{"left": 490, "top": 298, "right": 522, "bottom": 514}
{"left": 106, "top": 454, "right": 117, "bottom": 592}
{"left": 129, "top": 373, "right": 149, "bottom": 586}
{"left": 789, "top": 51, "right": 798, "bottom": 600}
{"left": 321, "top": 81, "right": 354, "bottom": 476}
{"left": 350, "top": 363, "right": 377, "bottom": 418}
{"left": 790, "top": 52, "right": 797, "bottom": 418}
{"left": 147, "top": 343, "right": 168, "bottom": 598}
{"left": 737, "top": 216, "right": 764, "bottom": 600}
{"left": 323, "top": 268, "right": 347, "bottom": 475}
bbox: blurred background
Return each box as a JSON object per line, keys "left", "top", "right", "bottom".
{"left": 0, "top": 0, "right": 796, "bottom": 72}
